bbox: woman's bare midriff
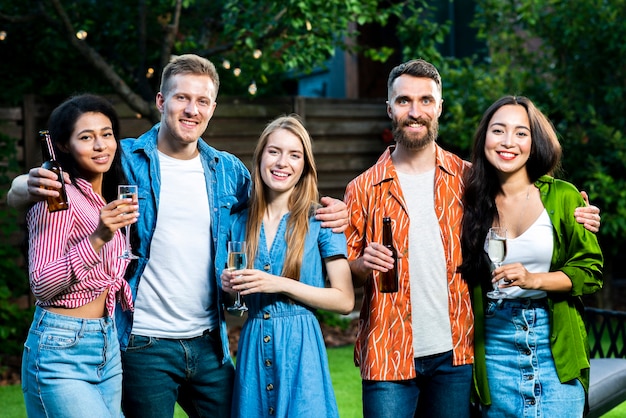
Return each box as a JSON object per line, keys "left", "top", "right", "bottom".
{"left": 45, "top": 289, "right": 109, "bottom": 318}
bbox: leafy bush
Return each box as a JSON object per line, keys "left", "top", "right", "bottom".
{"left": 0, "top": 130, "right": 33, "bottom": 370}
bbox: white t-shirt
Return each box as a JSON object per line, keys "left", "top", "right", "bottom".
{"left": 397, "top": 169, "right": 453, "bottom": 358}
{"left": 132, "top": 151, "right": 217, "bottom": 338}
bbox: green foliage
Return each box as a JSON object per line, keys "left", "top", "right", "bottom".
{"left": 0, "top": 0, "right": 410, "bottom": 108}
{"left": 470, "top": 0, "right": 626, "bottom": 258}
{"left": 394, "top": 0, "right": 626, "bottom": 261}
{"left": 315, "top": 309, "right": 352, "bottom": 331}
{"left": 0, "top": 130, "right": 33, "bottom": 363}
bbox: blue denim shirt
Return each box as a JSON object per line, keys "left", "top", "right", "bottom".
{"left": 114, "top": 123, "right": 251, "bottom": 364}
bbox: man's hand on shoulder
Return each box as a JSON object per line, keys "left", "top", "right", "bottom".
{"left": 316, "top": 196, "right": 349, "bottom": 233}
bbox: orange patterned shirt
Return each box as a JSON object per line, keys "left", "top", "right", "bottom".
{"left": 344, "top": 145, "right": 474, "bottom": 381}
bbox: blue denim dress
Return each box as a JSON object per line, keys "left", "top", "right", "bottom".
{"left": 231, "top": 214, "right": 345, "bottom": 417}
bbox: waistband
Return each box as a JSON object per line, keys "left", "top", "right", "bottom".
{"left": 491, "top": 298, "right": 548, "bottom": 310}
{"left": 33, "top": 305, "right": 113, "bottom": 332}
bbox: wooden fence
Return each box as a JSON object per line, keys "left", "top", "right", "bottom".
{"left": 1, "top": 95, "right": 392, "bottom": 200}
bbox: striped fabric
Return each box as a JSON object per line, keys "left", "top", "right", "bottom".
{"left": 344, "top": 145, "right": 474, "bottom": 381}
{"left": 27, "top": 178, "right": 133, "bottom": 316}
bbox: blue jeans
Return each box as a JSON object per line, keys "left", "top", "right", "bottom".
{"left": 22, "top": 306, "right": 123, "bottom": 418}
{"left": 362, "top": 350, "right": 472, "bottom": 418}
{"left": 483, "top": 298, "right": 585, "bottom": 417}
{"left": 121, "top": 329, "right": 234, "bottom": 418}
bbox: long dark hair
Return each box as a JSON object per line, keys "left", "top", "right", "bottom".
{"left": 47, "top": 94, "right": 126, "bottom": 202}
{"left": 459, "top": 96, "right": 562, "bottom": 285}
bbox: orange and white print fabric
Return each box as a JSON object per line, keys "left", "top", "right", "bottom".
{"left": 344, "top": 145, "right": 474, "bottom": 381}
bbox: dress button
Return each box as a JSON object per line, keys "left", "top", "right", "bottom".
{"left": 263, "top": 312, "right": 271, "bottom": 319}
{"left": 265, "top": 359, "right": 272, "bottom": 367}
{"left": 264, "top": 335, "right": 271, "bottom": 343}
{"left": 264, "top": 264, "right": 271, "bottom": 271}
{"left": 267, "top": 383, "right": 274, "bottom": 391}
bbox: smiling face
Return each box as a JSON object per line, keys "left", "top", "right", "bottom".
{"left": 259, "top": 128, "right": 305, "bottom": 199}
{"left": 63, "top": 112, "right": 117, "bottom": 184}
{"left": 387, "top": 74, "right": 443, "bottom": 150}
{"left": 484, "top": 104, "right": 532, "bottom": 179}
{"left": 156, "top": 73, "right": 217, "bottom": 157}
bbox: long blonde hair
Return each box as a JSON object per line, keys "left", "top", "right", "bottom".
{"left": 246, "top": 115, "right": 319, "bottom": 280}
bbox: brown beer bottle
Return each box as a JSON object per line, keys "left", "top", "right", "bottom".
{"left": 39, "top": 130, "right": 69, "bottom": 212}
{"left": 380, "top": 217, "right": 398, "bottom": 293}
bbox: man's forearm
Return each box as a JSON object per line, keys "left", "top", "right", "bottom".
{"left": 7, "top": 174, "right": 33, "bottom": 210}
{"left": 349, "top": 258, "right": 372, "bottom": 288}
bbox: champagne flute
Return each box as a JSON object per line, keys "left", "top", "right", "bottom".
{"left": 226, "top": 241, "right": 248, "bottom": 316}
{"left": 486, "top": 227, "right": 507, "bottom": 299}
{"left": 118, "top": 185, "right": 139, "bottom": 260}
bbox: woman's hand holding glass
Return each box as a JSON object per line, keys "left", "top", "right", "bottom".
{"left": 117, "top": 185, "right": 139, "bottom": 260}
{"left": 486, "top": 227, "right": 507, "bottom": 299}
{"left": 225, "top": 241, "right": 248, "bottom": 316}
{"left": 89, "top": 197, "right": 138, "bottom": 252}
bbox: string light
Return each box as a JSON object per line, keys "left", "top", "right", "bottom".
{"left": 146, "top": 67, "right": 155, "bottom": 78}
{"left": 0, "top": 31, "right": 7, "bottom": 41}
{"left": 233, "top": 67, "right": 241, "bottom": 77}
{"left": 76, "top": 30, "right": 88, "bottom": 40}
{"left": 248, "top": 81, "right": 257, "bottom": 95}
{"left": 222, "top": 59, "right": 231, "bottom": 69}
{"left": 253, "top": 49, "right": 262, "bottom": 59}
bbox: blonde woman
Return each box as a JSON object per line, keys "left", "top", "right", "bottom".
{"left": 221, "top": 115, "right": 354, "bottom": 417}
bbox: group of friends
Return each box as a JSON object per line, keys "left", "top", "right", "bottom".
{"left": 8, "top": 54, "right": 603, "bottom": 418}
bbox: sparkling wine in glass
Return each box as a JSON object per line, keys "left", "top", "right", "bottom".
{"left": 118, "top": 185, "right": 139, "bottom": 260}
{"left": 486, "top": 227, "right": 507, "bottom": 299}
{"left": 226, "top": 241, "right": 248, "bottom": 316}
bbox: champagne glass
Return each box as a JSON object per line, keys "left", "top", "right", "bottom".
{"left": 226, "top": 241, "right": 248, "bottom": 316}
{"left": 486, "top": 227, "right": 507, "bottom": 299}
{"left": 118, "top": 185, "right": 139, "bottom": 260}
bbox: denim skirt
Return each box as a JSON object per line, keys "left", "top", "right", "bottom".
{"left": 483, "top": 298, "right": 584, "bottom": 418}
{"left": 21, "top": 306, "right": 123, "bottom": 418}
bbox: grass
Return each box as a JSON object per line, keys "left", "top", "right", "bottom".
{"left": 3, "top": 344, "right": 624, "bottom": 417}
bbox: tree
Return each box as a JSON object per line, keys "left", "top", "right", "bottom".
{"left": 0, "top": 0, "right": 415, "bottom": 124}
{"left": 419, "top": 0, "right": 626, "bottom": 307}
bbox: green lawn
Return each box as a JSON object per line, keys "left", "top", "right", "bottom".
{"left": 2, "top": 345, "right": 624, "bottom": 417}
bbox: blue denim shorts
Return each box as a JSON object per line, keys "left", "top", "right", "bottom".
{"left": 483, "top": 298, "right": 584, "bottom": 417}
{"left": 21, "top": 306, "right": 123, "bottom": 418}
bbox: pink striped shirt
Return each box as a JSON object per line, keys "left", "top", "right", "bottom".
{"left": 27, "top": 178, "right": 133, "bottom": 316}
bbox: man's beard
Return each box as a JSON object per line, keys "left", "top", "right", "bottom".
{"left": 392, "top": 116, "right": 439, "bottom": 150}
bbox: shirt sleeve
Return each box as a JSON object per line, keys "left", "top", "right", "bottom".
{"left": 549, "top": 180, "right": 603, "bottom": 296}
{"left": 344, "top": 177, "right": 368, "bottom": 261}
{"left": 27, "top": 202, "right": 102, "bottom": 302}
{"left": 318, "top": 223, "right": 348, "bottom": 259}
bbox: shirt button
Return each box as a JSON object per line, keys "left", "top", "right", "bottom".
{"left": 265, "top": 359, "right": 272, "bottom": 367}
{"left": 266, "top": 383, "right": 274, "bottom": 391}
{"left": 269, "top": 407, "right": 275, "bottom": 415}
{"left": 264, "top": 335, "right": 271, "bottom": 343}
{"left": 264, "top": 264, "right": 271, "bottom": 271}
{"left": 263, "top": 312, "right": 271, "bottom": 319}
